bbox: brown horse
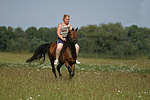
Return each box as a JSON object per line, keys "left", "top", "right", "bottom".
{"left": 26, "top": 28, "right": 78, "bottom": 78}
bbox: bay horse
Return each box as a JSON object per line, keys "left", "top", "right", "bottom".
{"left": 26, "top": 28, "right": 78, "bottom": 78}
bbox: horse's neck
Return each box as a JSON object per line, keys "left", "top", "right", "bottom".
{"left": 63, "top": 34, "right": 77, "bottom": 59}
{"left": 63, "top": 42, "right": 77, "bottom": 59}
{"left": 68, "top": 43, "right": 77, "bottom": 59}
{"left": 61, "top": 42, "right": 76, "bottom": 59}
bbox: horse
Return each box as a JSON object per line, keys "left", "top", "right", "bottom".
{"left": 26, "top": 28, "right": 78, "bottom": 78}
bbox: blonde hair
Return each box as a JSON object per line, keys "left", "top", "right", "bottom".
{"left": 63, "top": 14, "right": 70, "bottom": 21}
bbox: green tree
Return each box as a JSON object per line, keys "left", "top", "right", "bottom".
{"left": 0, "top": 26, "right": 8, "bottom": 51}
{"left": 38, "top": 27, "right": 57, "bottom": 42}
{"left": 26, "top": 26, "right": 39, "bottom": 40}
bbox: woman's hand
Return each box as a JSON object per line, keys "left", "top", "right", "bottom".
{"left": 62, "top": 38, "right": 66, "bottom": 41}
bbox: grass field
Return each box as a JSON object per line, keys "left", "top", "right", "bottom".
{"left": 0, "top": 52, "right": 150, "bottom": 100}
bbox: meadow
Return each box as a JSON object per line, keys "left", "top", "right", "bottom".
{"left": 0, "top": 52, "right": 150, "bottom": 100}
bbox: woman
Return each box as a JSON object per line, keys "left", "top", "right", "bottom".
{"left": 54, "top": 14, "right": 80, "bottom": 65}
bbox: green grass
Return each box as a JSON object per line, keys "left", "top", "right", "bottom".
{"left": 0, "top": 52, "right": 150, "bottom": 100}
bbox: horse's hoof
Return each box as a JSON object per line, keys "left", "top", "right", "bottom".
{"left": 59, "top": 75, "right": 62, "bottom": 79}
{"left": 69, "top": 75, "right": 72, "bottom": 79}
{"left": 55, "top": 76, "right": 57, "bottom": 78}
{"left": 71, "top": 73, "right": 75, "bottom": 77}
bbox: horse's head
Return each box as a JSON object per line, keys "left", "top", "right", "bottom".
{"left": 67, "top": 27, "right": 78, "bottom": 44}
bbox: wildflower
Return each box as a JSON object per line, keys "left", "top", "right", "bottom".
{"left": 144, "top": 92, "right": 146, "bottom": 93}
{"left": 118, "top": 90, "right": 120, "bottom": 93}
{"left": 139, "top": 96, "right": 141, "bottom": 98}
{"left": 81, "top": 68, "right": 85, "bottom": 70}
{"left": 30, "top": 97, "right": 32, "bottom": 99}
{"left": 36, "top": 69, "right": 40, "bottom": 71}
{"left": 38, "top": 94, "right": 40, "bottom": 97}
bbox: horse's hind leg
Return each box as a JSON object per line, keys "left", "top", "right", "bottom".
{"left": 57, "top": 62, "right": 64, "bottom": 77}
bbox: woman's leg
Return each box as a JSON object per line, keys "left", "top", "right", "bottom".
{"left": 75, "top": 44, "right": 80, "bottom": 64}
{"left": 75, "top": 44, "right": 80, "bottom": 56}
{"left": 54, "top": 43, "right": 63, "bottom": 65}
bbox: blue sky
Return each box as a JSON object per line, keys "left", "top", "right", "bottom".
{"left": 0, "top": 0, "right": 150, "bottom": 30}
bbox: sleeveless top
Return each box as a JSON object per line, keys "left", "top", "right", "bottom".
{"left": 61, "top": 23, "right": 70, "bottom": 37}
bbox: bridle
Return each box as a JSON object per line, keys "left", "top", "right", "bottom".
{"left": 66, "top": 31, "right": 78, "bottom": 44}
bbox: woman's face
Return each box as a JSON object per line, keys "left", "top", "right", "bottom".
{"left": 64, "top": 16, "right": 70, "bottom": 24}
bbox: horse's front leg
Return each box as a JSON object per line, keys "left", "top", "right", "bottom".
{"left": 65, "top": 62, "right": 72, "bottom": 78}
{"left": 57, "top": 62, "right": 64, "bottom": 77}
{"left": 71, "top": 64, "right": 75, "bottom": 77}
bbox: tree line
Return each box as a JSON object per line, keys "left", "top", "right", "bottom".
{"left": 0, "top": 22, "right": 150, "bottom": 58}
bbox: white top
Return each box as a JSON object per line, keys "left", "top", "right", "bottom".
{"left": 60, "top": 23, "right": 70, "bottom": 37}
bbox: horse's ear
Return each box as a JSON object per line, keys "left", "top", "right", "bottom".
{"left": 72, "top": 28, "right": 74, "bottom": 31}
{"left": 75, "top": 27, "right": 78, "bottom": 31}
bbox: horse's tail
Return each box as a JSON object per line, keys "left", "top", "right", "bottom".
{"left": 26, "top": 43, "right": 51, "bottom": 64}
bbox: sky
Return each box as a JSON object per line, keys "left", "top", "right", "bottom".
{"left": 0, "top": 0, "right": 150, "bottom": 30}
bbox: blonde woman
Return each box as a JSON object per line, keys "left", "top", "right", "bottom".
{"left": 54, "top": 14, "right": 80, "bottom": 65}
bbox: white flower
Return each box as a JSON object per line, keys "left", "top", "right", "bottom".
{"left": 139, "top": 96, "right": 141, "bottom": 98}
{"left": 36, "top": 69, "right": 40, "bottom": 71}
{"left": 30, "top": 97, "right": 32, "bottom": 99}
{"left": 81, "top": 68, "right": 85, "bottom": 70}
{"left": 144, "top": 92, "right": 146, "bottom": 93}
{"left": 118, "top": 90, "right": 120, "bottom": 93}
{"left": 38, "top": 94, "right": 40, "bottom": 97}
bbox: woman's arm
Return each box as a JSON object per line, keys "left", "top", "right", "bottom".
{"left": 70, "top": 24, "right": 73, "bottom": 30}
